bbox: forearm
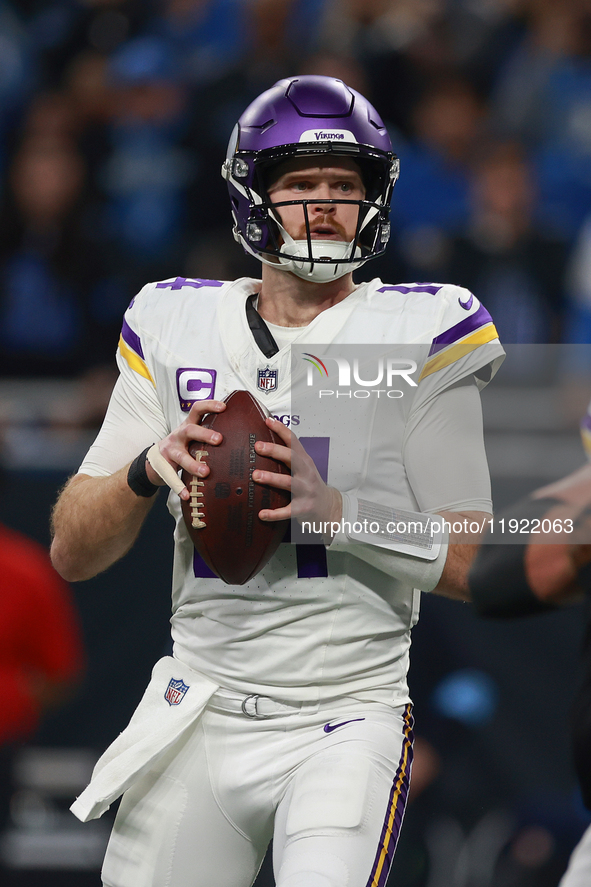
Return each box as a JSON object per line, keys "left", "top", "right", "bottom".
{"left": 331, "top": 505, "right": 486, "bottom": 600}
{"left": 433, "top": 543, "right": 479, "bottom": 601}
{"left": 50, "top": 469, "right": 156, "bottom": 581}
{"left": 51, "top": 393, "right": 227, "bottom": 582}
{"left": 431, "top": 510, "right": 487, "bottom": 601}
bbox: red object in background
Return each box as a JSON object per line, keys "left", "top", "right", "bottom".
{"left": 0, "top": 523, "right": 84, "bottom": 746}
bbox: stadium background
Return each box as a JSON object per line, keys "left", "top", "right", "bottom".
{"left": 1, "top": 1, "right": 591, "bottom": 884}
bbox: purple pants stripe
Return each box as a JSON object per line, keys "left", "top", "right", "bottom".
{"left": 366, "top": 704, "right": 414, "bottom": 887}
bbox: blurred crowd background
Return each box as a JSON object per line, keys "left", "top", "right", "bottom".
{"left": 3, "top": 0, "right": 591, "bottom": 382}
{"left": 2, "top": 0, "right": 591, "bottom": 885}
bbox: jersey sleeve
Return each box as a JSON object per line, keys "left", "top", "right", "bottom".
{"left": 403, "top": 289, "right": 499, "bottom": 513}
{"left": 415, "top": 287, "right": 505, "bottom": 408}
{"left": 78, "top": 289, "right": 170, "bottom": 477}
{"left": 403, "top": 377, "right": 492, "bottom": 514}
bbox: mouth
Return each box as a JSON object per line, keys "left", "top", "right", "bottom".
{"left": 308, "top": 225, "right": 345, "bottom": 240}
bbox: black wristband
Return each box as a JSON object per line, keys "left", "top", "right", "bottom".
{"left": 127, "top": 446, "right": 160, "bottom": 497}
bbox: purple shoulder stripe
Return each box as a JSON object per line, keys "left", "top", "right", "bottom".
{"left": 155, "top": 277, "right": 224, "bottom": 291}
{"left": 121, "top": 317, "right": 144, "bottom": 359}
{"left": 429, "top": 303, "right": 493, "bottom": 356}
{"left": 378, "top": 283, "right": 443, "bottom": 296}
{"left": 581, "top": 410, "right": 591, "bottom": 433}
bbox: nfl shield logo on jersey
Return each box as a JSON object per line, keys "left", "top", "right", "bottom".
{"left": 164, "top": 678, "right": 190, "bottom": 706}
{"left": 258, "top": 366, "right": 278, "bottom": 393}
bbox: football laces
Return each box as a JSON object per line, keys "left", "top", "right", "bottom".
{"left": 190, "top": 450, "right": 208, "bottom": 528}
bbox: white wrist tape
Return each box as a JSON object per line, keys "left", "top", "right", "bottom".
{"left": 330, "top": 492, "right": 449, "bottom": 591}
{"left": 339, "top": 493, "right": 444, "bottom": 558}
{"left": 146, "top": 444, "right": 186, "bottom": 496}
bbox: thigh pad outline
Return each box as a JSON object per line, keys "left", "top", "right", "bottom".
{"left": 285, "top": 753, "right": 372, "bottom": 836}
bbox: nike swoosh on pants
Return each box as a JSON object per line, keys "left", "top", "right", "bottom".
{"left": 323, "top": 718, "right": 366, "bottom": 733}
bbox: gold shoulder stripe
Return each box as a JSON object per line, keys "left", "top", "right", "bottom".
{"left": 419, "top": 324, "right": 499, "bottom": 381}
{"left": 118, "top": 335, "right": 155, "bottom": 385}
{"left": 581, "top": 427, "right": 591, "bottom": 459}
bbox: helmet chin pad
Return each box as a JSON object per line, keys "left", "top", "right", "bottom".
{"left": 278, "top": 237, "right": 363, "bottom": 282}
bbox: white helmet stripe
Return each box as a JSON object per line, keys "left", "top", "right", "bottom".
{"left": 229, "top": 176, "right": 264, "bottom": 206}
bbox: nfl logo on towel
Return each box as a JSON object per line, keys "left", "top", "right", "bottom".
{"left": 258, "top": 367, "right": 277, "bottom": 393}
{"left": 165, "top": 678, "right": 190, "bottom": 706}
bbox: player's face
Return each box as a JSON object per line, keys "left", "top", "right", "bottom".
{"left": 266, "top": 157, "right": 365, "bottom": 244}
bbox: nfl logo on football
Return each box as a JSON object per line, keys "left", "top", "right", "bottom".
{"left": 258, "top": 366, "right": 278, "bottom": 393}
{"left": 164, "top": 678, "right": 190, "bottom": 706}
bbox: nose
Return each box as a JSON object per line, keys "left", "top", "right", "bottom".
{"left": 310, "top": 183, "right": 335, "bottom": 212}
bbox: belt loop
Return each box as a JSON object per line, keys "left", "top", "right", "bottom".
{"left": 299, "top": 699, "right": 320, "bottom": 716}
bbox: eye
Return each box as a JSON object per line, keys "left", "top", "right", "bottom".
{"left": 337, "top": 181, "right": 354, "bottom": 193}
{"left": 292, "top": 180, "right": 309, "bottom": 192}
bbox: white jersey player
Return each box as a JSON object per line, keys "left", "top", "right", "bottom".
{"left": 51, "top": 76, "right": 504, "bottom": 887}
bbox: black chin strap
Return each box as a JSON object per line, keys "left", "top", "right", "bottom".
{"left": 245, "top": 294, "right": 279, "bottom": 358}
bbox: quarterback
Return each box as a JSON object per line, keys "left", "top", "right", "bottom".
{"left": 51, "top": 76, "right": 504, "bottom": 887}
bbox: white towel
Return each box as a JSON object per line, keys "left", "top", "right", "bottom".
{"left": 70, "top": 656, "right": 218, "bottom": 822}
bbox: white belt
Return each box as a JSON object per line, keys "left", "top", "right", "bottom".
{"left": 209, "top": 688, "right": 306, "bottom": 719}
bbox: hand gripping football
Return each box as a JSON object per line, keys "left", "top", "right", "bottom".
{"left": 180, "top": 390, "right": 291, "bottom": 585}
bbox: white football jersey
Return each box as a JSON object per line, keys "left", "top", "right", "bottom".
{"left": 80, "top": 276, "right": 504, "bottom": 706}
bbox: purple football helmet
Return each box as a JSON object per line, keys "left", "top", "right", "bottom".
{"left": 222, "top": 75, "right": 399, "bottom": 282}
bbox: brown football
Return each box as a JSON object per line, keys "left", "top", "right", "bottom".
{"left": 180, "top": 390, "right": 291, "bottom": 585}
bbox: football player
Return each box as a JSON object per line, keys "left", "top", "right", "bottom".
{"left": 51, "top": 76, "right": 504, "bottom": 887}
{"left": 470, "top": 404, "right": 591, "bottom": 887}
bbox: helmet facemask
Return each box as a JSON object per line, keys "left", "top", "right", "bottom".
{"left": 225, "top": 148, "right": 398, "bottom": 282}
{"left": 256, "top": 196, "right": 383, "bottom": 282}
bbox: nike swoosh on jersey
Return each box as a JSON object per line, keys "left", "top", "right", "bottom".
{"left": 323, "top": 718, "right": 366, "bottom": 733}
{"left": 458, "top": 292, "right": 474, "bottom": 310}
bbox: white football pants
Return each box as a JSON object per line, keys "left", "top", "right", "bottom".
{"left": 101, "top": 694, "right": 413, "bottom": 887}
